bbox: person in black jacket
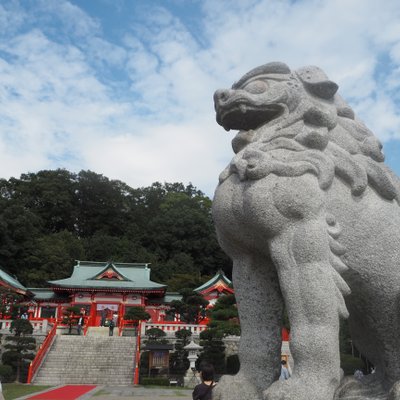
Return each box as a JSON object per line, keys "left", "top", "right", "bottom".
{"left": 109, "top": 319, "right": 115, "bottom": 336}
{"left": 192, "top": 363, "right": 216, "bottom": 400}
{"left": 77, "top": 314, "right": 84, "bottom": 335}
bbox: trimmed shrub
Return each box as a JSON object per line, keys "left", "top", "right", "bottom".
{"left": 141, "top": 377, "right": 170, "bottom": 386}
{"left": 226, "top": 354, "right": 240, "bottom": 375}
{"left": 139, "top": 351, "right": 149, "bottom": 376}
{"left": 340, "top": 353, "right": 365, "bottom": 375}
{"left": 0, "top": 364, "right": 15, "bottom": 382}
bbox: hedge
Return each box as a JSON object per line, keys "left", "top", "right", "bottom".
{"left": 141, "top": 377, "right": 170, "bottom": 386}
{"left": 0, "top": 364, "right": 15, "bottom": 383}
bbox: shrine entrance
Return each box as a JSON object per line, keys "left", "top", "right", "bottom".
{"left": 95, "top": 303, "right": 119, "bottom": 326}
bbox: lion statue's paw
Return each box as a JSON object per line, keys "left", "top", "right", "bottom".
{"left": 263, "top": 378, "right": 336, "bottom": 400}
{"left": 389, "top": 381, "right": 400, "bottom": 400}
{"left": 213, "top": 373, "right": 262, "bottom": 400}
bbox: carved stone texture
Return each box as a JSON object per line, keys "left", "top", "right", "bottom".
{"left": 212, "top": 62, "right": 400, "bottom": 400}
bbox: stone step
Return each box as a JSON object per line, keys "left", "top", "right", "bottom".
{"left": 44, "top": 356, "right": 133, "bottom": 360}
{"left": 37, "top": 369, "right": 133, "bottom": 374}
{"left": 34, "top": 379, "right": 133, "bottom": 385}
{"left": 36, "top": 372, "right": 132, "bottom": 376}
{"left": 86, "top": 327, "right": 121, "bottom": 336}
{"left": 37, "top": 367, "right": 133, "bottom": 373}
{"left": 33, "top": 334, "right": 136, "bottom": 385}
{"left": 41, "top": 360, "right": 133, "bottom": 365}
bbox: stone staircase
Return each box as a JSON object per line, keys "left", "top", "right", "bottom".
{"left": 86, "top": 327, "right": 119, "bottom": 336}
{"left": 33, "top": 335, "right": 136, "bottom": 385}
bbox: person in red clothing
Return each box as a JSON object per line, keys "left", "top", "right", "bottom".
{"left": 192, "top": 363, "right": 216, "bottom": 400}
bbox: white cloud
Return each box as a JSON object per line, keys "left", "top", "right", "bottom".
{"left": 1, "top": 0, "right": 400, "bottom": 196}
{"left": 36, "top": 0, "right": 101, "bottom": 38}
{"left": 83, "top": 120, "right": 231, "bottom": 195}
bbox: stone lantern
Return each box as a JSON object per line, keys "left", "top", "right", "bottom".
{"left": 183, "top": 340, "right": 203, "bottom": 388}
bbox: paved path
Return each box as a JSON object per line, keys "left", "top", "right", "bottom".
{"left": 16, "top": 386, "right": 193, "bottom": 400}
{"left": 82, "top": 386, "right": 193, "bottom": 400}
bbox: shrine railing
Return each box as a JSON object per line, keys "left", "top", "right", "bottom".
{"left": 133, "top": 320, "right": 142, "bottom": 385}
{"left": 119, "top": 319, "right": 139, "bottom": 336}
{"left": 83, "top": 316, "right": 91, "bottom": 336}
{"left": 0, "top": 318, "right": 50, "bottom": 335}
{"left": 27, "top": 322, "right": 57, "bottom": 384}
{"left": 141, "top": 322, "right": 208, "bottom": 337}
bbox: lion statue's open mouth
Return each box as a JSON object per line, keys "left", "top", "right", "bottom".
{"left": 211, "top": 62, "right": 400, "bottom": 400}
{"left": 214, "top": 89, "right": 285, "bottom": 131}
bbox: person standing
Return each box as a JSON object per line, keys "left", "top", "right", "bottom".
{"left": 192, "top": 363, "right": 216, "bottom": 400}
{"left": 77, "top": 314, "right": 84, "bottom": 335}
{"left": 109, "top": 319, "right": 115, "bottom": 336}
{"left": 280, "top": 359, "right": 290, "bottom": 380}
{"left": 100, "top": 308, "right": 107, "bottom": 327}
{"left": 112, "top": 312, "right": 118, "bottom": 326}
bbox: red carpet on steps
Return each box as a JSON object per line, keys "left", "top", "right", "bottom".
{"left": 27, "top": 385, "right": 97, "bottom": 400}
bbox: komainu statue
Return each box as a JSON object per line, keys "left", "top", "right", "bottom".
{"left": 212, "top": 62, "right": 400, "bottom": 400}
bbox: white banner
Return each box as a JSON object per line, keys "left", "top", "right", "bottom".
{"left": 96, "top": 304, "right": 118, "bottom": 311}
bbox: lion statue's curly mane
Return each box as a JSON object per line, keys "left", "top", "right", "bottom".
{"left": 212, "top": 62, "right": 400, "bottom": 400}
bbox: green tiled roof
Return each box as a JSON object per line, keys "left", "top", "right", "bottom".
{"left": 28, "top": 288, "right": 69, "bottom": 301}
{"left": 194, "top": 270, "right": 232, "bottom": 292}
{"left": 147, "top": 292, "right": 183, "bottom": 304}
{"left": 48, "top": 261, "right": 166, "bottom": 291}
{"left": 0, "top": 267, "right": 27, "bottom": 293}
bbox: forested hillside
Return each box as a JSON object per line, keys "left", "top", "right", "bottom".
{"left": 0, "top": 169, "right": 230, "bottom": 288}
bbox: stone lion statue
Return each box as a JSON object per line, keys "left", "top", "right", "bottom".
{"left": 212, "top": 62, "right": 400, "bottom": 400}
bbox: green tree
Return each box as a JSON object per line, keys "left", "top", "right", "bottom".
{"left": 0, "top": 170, "right": 78, "bottom": 234}
{"left": 198, "top": 329, "right": 226, "bottom": 374}
{"left": 207, "top": 294, "right": 240, "bottom": 337}
{"left": 22, "top": 231, "right": 84, "bottom": 286}
{"left": 145, "top": 191, "right": 226, "bottom": 276}
{"left": 0, "top": 171, "right": 231, "bottom": 288}
{"left": 75, "top": 170, "right": 132, "bottom": 237}
{"left": 83, "top": 233, "right": 149, "bottom": 263}
{"left": 226, "top": 354, "right": 240, "bottom": 375}
{"left": 0, "top": 287, "right": 24, "bottom": 319}
{"left": 2, "top": 319, "right": 35, "bottom": 382}
{"left": 139, "top": 351, "right": 150, "bottom": 377}
{"left": 145, "top": 328, "right": 167, "bottom": 343}
{"left": 124, "top": 307, "right": 151, "bottom": 324}
{"left": 165, "top": 273, "right": 211, "bottom": 292}
{"left": 9, "top": 319, "right": 33, "bottom": 337}
{"left": 0, "top": 204, "right": 42, "bottom": 279}
{"left": 169, "top": 289, "right": 209, "bottom": 324}
{"left": 169, "top": 329, "right": 192, "bottom": 375}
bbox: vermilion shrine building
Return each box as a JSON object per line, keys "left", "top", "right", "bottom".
{"left": 1, "top": 261, "right": 234, "bottom": 330}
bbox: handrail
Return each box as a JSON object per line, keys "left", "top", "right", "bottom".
{"left": 119, "top": 318, "right": 140, "bottom": 336}
{"left": 118, "top": 317, "right": 124, "bottom": 336}
{"left": 133, "top": 320, "right": 142, "bottom": 385}
{"left": 27, "top": 322, "right": 57, "bottom": 384}
{"left": 83, "top": 316, "right": 91, "bottom": 336}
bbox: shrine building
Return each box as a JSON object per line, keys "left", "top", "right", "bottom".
{"left": 29, "top": 261, "right": 168, "bottom": 326}
{"left": 1, "top": 261, "right": 234, "bottom": 328}
{"left": 0, "top": 268, "right": 30, "bottom": 297}
{"left": 194, "top": 269, "right": 234, "bottom": 304}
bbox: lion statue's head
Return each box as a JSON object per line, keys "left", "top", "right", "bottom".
{"left": 214, "top": 62, "right": 400, "bottom": 203}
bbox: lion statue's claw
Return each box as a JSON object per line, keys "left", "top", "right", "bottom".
{"left": 263, "top": 378, "right": 336, "bottom": 400}
{"left": 213, "top": 373, "right": 262, "bottom": 400}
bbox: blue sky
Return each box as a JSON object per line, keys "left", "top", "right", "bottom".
{"left": 1, "top": 0, "right": 400, "bottom": 196}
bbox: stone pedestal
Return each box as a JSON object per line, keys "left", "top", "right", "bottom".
{"left": 184, "top": 368, "right": 201, "bottom": 388}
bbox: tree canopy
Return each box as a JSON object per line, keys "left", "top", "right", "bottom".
{"left": 207, "top": 294, "right": 240, "bottom": 337}
{"left": 0, "top": 170, "right": 231, "bottom": 287}
{"left": 124, "top": 306, "right": 151, "bottom": 323}
{"left": 169, "top": 289, "right": 209, "bottom": 324}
